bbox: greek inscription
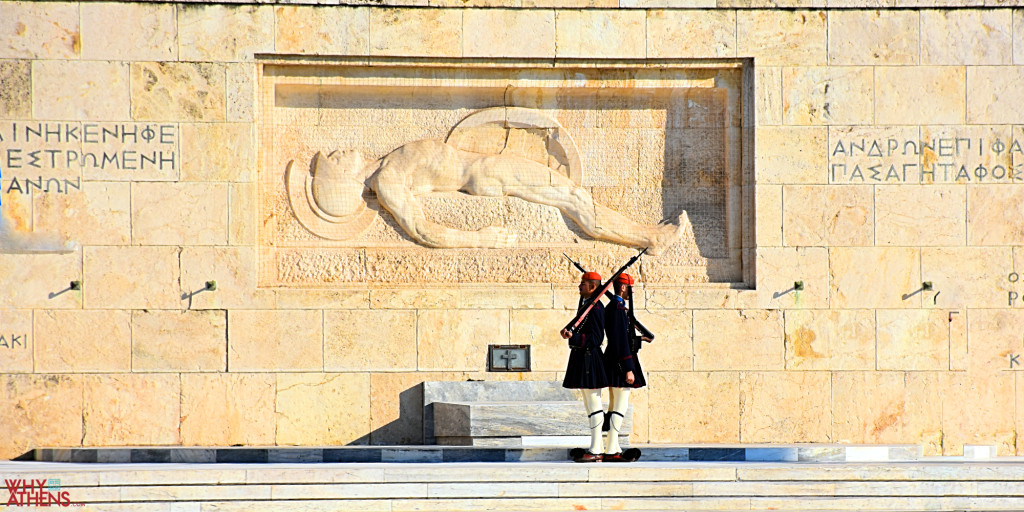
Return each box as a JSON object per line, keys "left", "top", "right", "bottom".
{"left": 0, "top": 334, "right": 27, "bottom": 349}
{"left": 3, "top": 176, "right": 81, "bottom": 195}
{"left": 829, "top": 136, "right": 1024, "bottom": 184}
{"left": 0, "top": 122, "right": 178, "bottom": 173}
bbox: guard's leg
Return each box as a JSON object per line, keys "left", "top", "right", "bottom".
{"left": 583, "top": 388, "right": 605, "bottom": 455}
{"left": 605, "top": 387, "right": 630, "bottom": 455}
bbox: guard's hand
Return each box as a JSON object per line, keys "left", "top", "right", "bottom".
{"left": 641, "top": 336, "right": 652, "bottom": 342}
{"left": 560, "top": 328, "right": 571, "bottom": 339}
{"left": 625, "top": 371, "right": 635, "bottom": 385}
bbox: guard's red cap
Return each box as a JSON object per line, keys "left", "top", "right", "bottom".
{"left": 581, "top": 271, "right": 602, "bottom": 281}
{"left": 615, "top": 273, "right": 635, "bottom": 285}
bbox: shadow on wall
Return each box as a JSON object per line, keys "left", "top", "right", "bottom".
{"left": 351, "top": 383, "right": 426, "bottom": 445}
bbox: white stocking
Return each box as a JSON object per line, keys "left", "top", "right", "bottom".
{"left": 605, "top": 387, "right": 630, "bottom": 455}
{"left": 582, "top": 389, "right": 605, "bottom": 454}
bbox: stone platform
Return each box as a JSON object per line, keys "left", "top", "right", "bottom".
{"left": 433, "top": 400, "right": 633, "bottom": 446}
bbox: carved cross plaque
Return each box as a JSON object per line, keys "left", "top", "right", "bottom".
{"left": 488, "top": 345, "right": 531, "bottom": 372}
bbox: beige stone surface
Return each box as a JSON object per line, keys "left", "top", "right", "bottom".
{"left": 968, "top": 185, "right": 1024, "bottom": 244}
{"left": 782, "top": 67, "right": 873, "bottom": 125}
{"left": 464, "top": 9, "right": 555, "bottom": 58}
{"left": 967, "top": 66, "right": 1024, "bottom": 123}
{"left": 275, "top": 289, "right": 369, "bottom": 310}
{"left": 876, "top": 66, "right": 966, "bottom": 125}
{"left": 33, "top": 61, "right": 129, "bottom": 120}
{"left": 181, "top": 123, "right": 255, "bottom": 182}
{"left": 229, "top": 183, "right": 257, "bottom": 246}
{"left": 132, "top": 310, "right": 227, "bottom": 372}
{"left": 179, "top": 5, "right": 273, "bottom": 61}
{"left": 275, "top": 6, "right": 369, "bottom": 55}
{"left": 1018, "top": 372, "right": 1024, "bottom": 455}
{"left": 756, "top": 247, "right": 828, "bottom": 308}
{"left": 82, "top": 374, "right": 180, "bottom": 445}
{"left": 755, "top": 67, "right": 783, "bottom": 126}
{"left": 83, "top": 246, "right": 180, "bottom": 309}
{"left": 81, "top": 2, "right": 176, "bottom": 61}
{"left": 276, "top": 373, "right": 371, "bottom": 445}
{"left": 877, "top": 309, "right": 950, "bottom": 371}
{"left": 180, "top": 373, "right": 275, "bottom": 446}
{"left": 0, "top": 374, "right": 83, "bottom": 459}
{"left": 755, "top": 127, "right": 828, "bottom": 184}
{"left": 131, "top": 62, "right": 226, "bottom": 122}
{"left": 922, "top": 247, "right": 1012, "bottom": 308}
{"left": 555, "top": 10, "right": 646, "bottom": 58}
{"left": 827, "top": 125, "right": 920, "bottom": 185}
{"left": 647, "top": 10, "right": 735, "bottom": 58}
{"left": 966, "top": 309, "right": 1024, "bottom": 372}
{"left": 370, "top": 288, "right": 460, "bottom": 309}
{"left": 784, "top": 309, "right": 874, "bottom": 370}
{"left": 693, "top": 310, "right": 784, "bottom": 370}
{"left": 34, "top": 310, "right": 131, "bottom": 373}
{"left": 632, "top": 309, "right": 692, "bottom": 372}
{"left": 875, "top": 186, "right": 966, "bottom": 246}
{"left": 828, "top": 10, "right": 919, "bottom": 65}
{"left": 0, "top": 60, "right": 30, "bottom": 118}
{"left": 783, "top": 185, "right": 873, "bottom": 246}
{"left": 34, "top": 181, "right": 132, "bottom": 246}
{"left": 229, "top": 310, "right": 323, "bottom": 371}
{"left": 921, "top": 9, "right": 1012, "bottom": 64}
{"left": 418, "top": 310, "right": 510, "bottom": 371}
{"left": 370, "top": 9, "right": 461, "bottom": 57}
{"left": 1016, "top": 9, "right": 1023, "bottom": 65}
{"left": 522, "top": 0, "right": 615, "bottom": 6}
{"left": 919, "top": 125, "right": 1013, "bottom": 184}
{"left": 371, "top": 372, "right": 432, "bottom": 445}
{"left": 457, "top": 287, "right": 553, "bottom": 309}
{"left": 0, "top": 310, "right": 32, "bottom": 372}
{"left": 0, "top": 2, "right": 79, "bottom": 59}
{"left": 0, "top": 253, "right": 81, "bottom": 309}
{"left": 226, "top": 63, "right": 256, "bottom": 123}
{"left": 510, "top": 310, "right": 573, "bottom": 372}
{"left": 832, "top": 372, "right": 943, "bottom": 454}
{"left": 830, "top": 248, "right": 920, "bottom": 308}
{"left": 645, "top": 287, "right": 740, "bottom": 309}
{"left": 756, "top": 185, "right": 783, "bottom": 246}
{"left": 648, "top": 372, "right": 740, "bottom": 443}
{"left": 940, "top": 372, "right": 1016, "bottom": 456}
{"left": 325, "top": 310, "right": 416, "bottom": 371}
{"left": 132, "top": 182, "right": 229, "bottom": 245}
{"left": 180, "top": 247, "right": 275, "bottom": 310}
{"left": 737, "top": 10, "right": 827, "bottom": 66}
{"left": 740, "top": 372, "right": 831, "bottom": 443}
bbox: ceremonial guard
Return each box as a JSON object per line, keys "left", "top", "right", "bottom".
{"left": 560, "top": 271, "right": 609, "bottom": 463}
{"left": 602, "top": 272, "right": 648, "bottom": 462}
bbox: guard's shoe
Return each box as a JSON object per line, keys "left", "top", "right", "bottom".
{"left": 572, "top": 450, "right": 603, "bottom": 463}
{"left": 603, "top": 448, "right": 641, "bottom": 462}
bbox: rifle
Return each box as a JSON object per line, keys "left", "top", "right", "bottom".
{"left": 562, "top": 248, "right": 647, "bottom": 337}
{"left": 563, "top": 253, "right": 656, "bottom": 343}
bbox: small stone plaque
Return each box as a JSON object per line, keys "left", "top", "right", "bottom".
{"left": 488, "top": 345, "right": 531, "bottom": 372}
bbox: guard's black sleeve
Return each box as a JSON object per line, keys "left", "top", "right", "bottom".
{"left": 569, "top": 300, "right": 605, "bottom": 349}
{"left": 604, "top": 297, "right": 636, "bottom": 372}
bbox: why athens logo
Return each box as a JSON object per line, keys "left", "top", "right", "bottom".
{"left": 5, "top": 479, "right": 79, "bottom": 507}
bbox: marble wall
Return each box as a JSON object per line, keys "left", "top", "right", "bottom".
{"left": 2, "top": 0, "right": 1024, "bottom": 458}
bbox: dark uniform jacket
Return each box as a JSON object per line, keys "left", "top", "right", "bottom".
{"left": 603, "top": 295, "right": 647, "bottom": 388}
{"left": 562, "top": 300, "right": 610, "bottom": 389}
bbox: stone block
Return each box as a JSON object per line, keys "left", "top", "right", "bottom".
{"left": 876, "top": 66, "right": 966, "bottom": 125}
{"left": 433, "top": 400, "right": 630, "bottom": 439}
{"left": 782, "top": 185, "right": 873, "bottom": 246}
{"left": 0, "top": 310, "right": 32, "bottom": 372}
{"left": 919, "top": 125, "right": 1012, "bottom": 184}
{"left": 275, "top": 6, "right": 370, "bottom": 55}
{"left": 457, "top": 286, "right": 552, "bottom": 309}
{"left": 830, "top": 248, "right": 921, "bottom": 308}
{"left": 832, "top": 372, "right": 944, "bottom": 455}
{"left": 181, "top": 123, "right": 255, "bottom": 182}
{"left": 370, "top": 288, "right": 460, "bottom": 309}
{"left": 940, "top": 372, "right": 1016, "bottom": 456}
{"left": 180, "top": 374, "right": 275, "bottom": 446}
{"left": 875, "top": 185, "right": 966, "bottom": 246}
{"left": 756, "top": 247, "right": 828, "bottom": 309}
{"left": 554, "top": 10, "right": 646, "bottom": 58}
{"left": 370, "top": 9, "right": 462, "bottom": 57}
{"left": 417, "top": 310, "right": 510, "bottom": 371}
{"left": 33, "top": 61, "right": 129, "bottom": 120}
{"left": 784, "top": 309, "right": 874, "bottom": 371}
{"left": 325, "top": 310, "right": 416, "bottom": 372}
{"left": 648, "top": 372, "right": 740, "bottom": 443}
{"left": 226, "top": 63, "right": 256, "bottom": 123}
{"left": 756, "top": 185, "right": 782, "bottom": 246}
{"left": 647, "top": 10, "right": 735, "bottom": 58}
{"left": 1016, "top": 9, "right": 1023, "bottom": 65}
{"left": 737, "top": 10, "right": 826, "bottom": 66}
{"left": 828, "top": 10, "right": 919, "bottom": 65}
{"left": 180, "top": 247, "right": 275, "bottom": 310}
{"left": 132, "top": 310, "right": 226, "bottom": 372}
{"left": 229, "top": 183, "right": 257, "bottom": 246}
{"left": 0, "top": 374, "right": 83, "bottom": 459}
{"left": 0, "top": 252, "right": 81, "bottom": 309}
{"left": 81, "top": 2, "right": 175, "bottom": 61}
{"left": 510, "top": 310, "right": 573, "bottom": 372}
{"left": 922, "top": 247, "right": 1012, "bottom": 308}
{"left": 464, "top": 9, "right": 555, "bottom": 58}
{"left": 276, "top": 373, "right": 371, "bottom": 445}
{"left": 132, "top": 182, "right": 229, "bottom": 245}
{"left": 630, "top": 309, "right": 692, "bottom": 372}
{"left": 34, "top": 181, "right": 131, "bottom": 246}
{"left": 966, "top": 309, "right": 1024, "bottom": 372}
{"left": 130, "top": 62, "right": 226, "bottom": 122}
{"left": 693, "top": 310, "right": 784, "bottom": 371}
{"left": 275, "top": 289, "right": 369, "bottom": 310}
{"left": 1018, "top": 372, "right": 1024, "bottom": 455}
{"left": 0, "top": 60, "right": 30, "bottom": 118}
{"left": 922, "top": 9, "right": 1012, "bottom": 64}
{"left": 228, "top": 310, "right": 323, "bottom": 371}
{"left": 178, "top": 5, "right": 273, "bottom": 61}
{"left": 740, "top": 372, "right": 831, "bottom": 443}
{"left": 755, "top": 67, "right": 783, "bottom": 126}
{"left": 876, "top": 309, "right": 951, "bottom": 371}
{"left": 827, "top": 125, "right": 920, "bottom": 185}
{"left": 755, "top": 127, "right": 827, "bottom": 184}
{"left": 34, "top": 310, "right": 131, "bottom": 373}
{"left": 370, "top": 372, "right": 446, "bottom": 445}
{"left": 782, "top": 66, "right": 873, "bottom": 125}
{"left": 0, "top": 2, "right": 79, "bottom": 59}
{"left": 646, "top": 287, "right": 739, "bottom": 309}
{"left": 83, "top": 374, "right": 180, "bottom": 445}
{"left": 968, "top": 185, "right": 1024, "bottom": 245}
{"left": 967, "top": 66, "right": 1024, "bottom": 124}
